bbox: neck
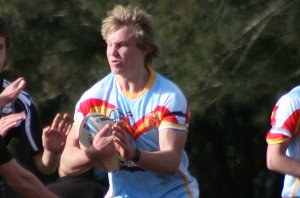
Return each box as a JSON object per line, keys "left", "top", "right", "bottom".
{"left": 117, "top": 67, "right": 150, "bottom": 94}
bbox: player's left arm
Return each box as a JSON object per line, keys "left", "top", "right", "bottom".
{"left": 113, "top": 125, "right": 187, "bottom": 174}
{"left": 138, "top": 128, "right": 186, "bottom": 174}
{"left": 113, "top": 89, "right": 189, "bottom": 174}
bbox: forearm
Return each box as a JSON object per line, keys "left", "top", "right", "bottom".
{"left": 266, "top": 142, "right": 300, "bottom": 177}
{"left": 2, "top": 160, "right": 57, "bottom": 198}
{"left": 113, "top": 127, "right": 185, "bottom": 174}
{"left": 9, "top": 171, "right": 57, "bottom": 198}
{"left": 59, "top": 147, "right": 94, "bottom": 176}
{"left": 267, "top": 154, "right": 300, "bottom": 177}
{"left": 34, "top": 151, "right": 59, "bottom": 175}
{"left": 135, "top": 149, "right": 181, "bottom": 174}
{"left": 135, "top": 129, "right": 185, "bottom": 174}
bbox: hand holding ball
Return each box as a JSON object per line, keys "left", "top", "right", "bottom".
{"left": 79, "top": 113, "right": 122, "bottom": 172}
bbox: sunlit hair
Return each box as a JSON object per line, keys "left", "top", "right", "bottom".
{"left": 101, "top": 4, "right": 159, "bottom": 67}
{"left": 0, "top": 17, "right": 10, "bottom": 50}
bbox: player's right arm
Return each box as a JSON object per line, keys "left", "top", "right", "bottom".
{"left": 265, "top": 92, "right": 300, "bottom": 177}
{"left": 266, "top": 141, "right": 300, "bottom": 177}
{"left": 59, "top": 124, "right": 93, "bottom": 176}
{"left": 59, "top": 123, "right": 115, "bottom": 176}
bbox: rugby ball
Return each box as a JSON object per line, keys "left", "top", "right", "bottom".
{"left": 79, "top": 113, "right": 122, "bottom": 172}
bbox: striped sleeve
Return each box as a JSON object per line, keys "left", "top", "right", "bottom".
{"left": 266, "top": 94, "right": 300, "bottom": 144}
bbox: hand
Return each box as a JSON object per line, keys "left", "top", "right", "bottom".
{"left": 0, "top": 112, "right": 26, "bottom": 137}
{"left": 0, "top": 77, "right": 26, "bottom": 107}
{"left": 87, "top": 123, "right": 116, "bottom": 163}
{"left": 42, "top": 113, "right": 72, "bottom": 154}
{"left": 112, "top": 122, "right": 135, "bottom": 161}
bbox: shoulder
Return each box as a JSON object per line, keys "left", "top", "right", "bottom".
{"left": 279, "top": 86, "right": 300, "bottom": 103}
{"left": 155, "top": 73, "right": 186, "bottom": 99}
{"left": 275, "top": 86, "right": 300, "bottom": 112}
{"left": 151, "top": 73, "right": 188, "bottom": 112}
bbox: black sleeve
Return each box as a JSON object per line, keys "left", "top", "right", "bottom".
{"left": 0, "top": 136, "right": 12, "bottom": 165}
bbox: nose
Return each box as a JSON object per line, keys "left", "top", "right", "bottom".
{"left": 107, "top": 44, "right": 119, "bottom": 57}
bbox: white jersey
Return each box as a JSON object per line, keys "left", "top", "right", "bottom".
{"left": 266, "top": 85, "right": 300, "bottom": 197}
{"left": 74, "top": 70, "right": 199, "bottom": 198}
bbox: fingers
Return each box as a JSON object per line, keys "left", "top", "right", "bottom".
{"left": 50, "top": 113, "right": 61, "bottom": 129}
{"left": 58, "top": 114, "right": 72, "bottom": 134}
{"left": 65, "top": 123, "right": 72, "bottom": 136}
{"left": 42, "top": 126, "right": 50, "bottom": 134}
{"left": 17, "top": 79, "right": 26, "bottom": 90}
{"left": 112, "top": 124, "right": 128, "bottom": 142}
{"left": 10, "top": 77, "right": 26, "bottom": 92}
{"left": 0, "top": 112, "right": 26, "bottom": 136}
{"left": 5, "top": 112, "right": 26, "bottom": 121}
{"left": 50, "top": 113, "right": 72, "bottom": 134}
{"left": 11, "top": 77, "right": 25, "bottom": 86}
{"left": 112, "top": 125, "right": 129, "bottom": 149}
{"left": 62, "top": 114, "right": 72, "bottom": 135}
{"left": 1, "top": 122, "right": 18, "bottom": 136}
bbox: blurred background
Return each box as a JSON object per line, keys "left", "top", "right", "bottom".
{"left": 1, "top": 0, "right": 299, "bottom": 197}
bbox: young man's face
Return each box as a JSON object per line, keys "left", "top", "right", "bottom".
{"left": 106, "top": 26, "right": 146, "bottom": 79}
{"left": 0, "top": 37, "right": 6, "bottom": 72}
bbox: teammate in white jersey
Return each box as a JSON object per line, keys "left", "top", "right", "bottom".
{"left": 60, "top": 4, "right": 199, "bottom": 198}
{"left": 266, "top": 85, "right": 300, "bottom": 197}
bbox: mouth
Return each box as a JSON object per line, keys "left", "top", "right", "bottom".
{"left": 110, "top": 59, "right": 122, "bottom": 66}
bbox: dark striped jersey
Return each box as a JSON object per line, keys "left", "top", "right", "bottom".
{"left": 0, "top": 78, "right": 43, "bottom": 154}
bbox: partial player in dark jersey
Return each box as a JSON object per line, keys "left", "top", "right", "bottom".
{"left": 0, "top": 17, "right": 71, "bottom": 197}
{"left": 0, "top": 77, "right": 57, "bottom": 198}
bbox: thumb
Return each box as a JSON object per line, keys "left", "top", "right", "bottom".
{"left": 43, "top": 126, "right": 50, "bottom": 134}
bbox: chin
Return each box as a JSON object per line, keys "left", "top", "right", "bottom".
{"left": 111, "top": 67, "right": 123, "bottom": 74}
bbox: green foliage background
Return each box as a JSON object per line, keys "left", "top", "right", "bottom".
{"left": 1, "top": 0, "right": 300, "bottom": 197}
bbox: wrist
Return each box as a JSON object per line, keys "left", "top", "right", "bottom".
{"left": 43, "top": 149, "right": 60, "bottom": 163}
{"left": 132, "top": 148, "right": 141, "bottom": 162}
{"left": 44, "top": 148, "right": 61, "bottom": 156}
{"left": 85, "top": 147, "right": 96, "bottom": 161}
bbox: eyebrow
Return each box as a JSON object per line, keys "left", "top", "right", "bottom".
{"left": 106, "top": 33, "right": 135, "bottom": 44}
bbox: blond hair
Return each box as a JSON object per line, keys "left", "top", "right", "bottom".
{"left": 101, "top": 5, "right": 159, "bottom": 67}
